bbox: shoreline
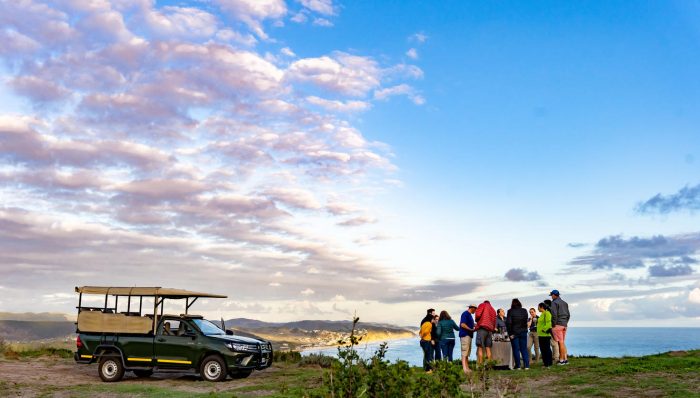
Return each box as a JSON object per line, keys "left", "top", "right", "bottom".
{"left": 299, "top": 332, "right": 416, "bottom": 352}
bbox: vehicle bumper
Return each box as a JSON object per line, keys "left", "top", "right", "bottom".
{"left": 74, "top": 352, "right": 94, "bottom": 364}
{"left": 223, "top": 349, "right": 273, "bottom": 370}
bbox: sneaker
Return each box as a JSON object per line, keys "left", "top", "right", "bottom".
{"left": 516, "top": 368, "right": 521, "bottom": 371}
{"left": 525, "top": 367, "right": 530, "bottom": 370}
{"left": 557, "top": 361, "right": 566, "bottom": 365}
{"left": 562, "top": 360, "right": 569, "bottom": 365}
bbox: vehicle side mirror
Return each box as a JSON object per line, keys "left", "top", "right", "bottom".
{"left": 225, "top": 329, "right": 234, "bottom": 336}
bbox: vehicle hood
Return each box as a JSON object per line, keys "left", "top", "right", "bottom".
{"left": 209, "top": 334, "right": 267, "bottom": 345}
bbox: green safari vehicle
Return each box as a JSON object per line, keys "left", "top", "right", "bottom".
{"left": 73, "top": 286, "right": 273, "bottom": 382}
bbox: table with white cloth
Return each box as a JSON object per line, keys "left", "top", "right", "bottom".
{"left": 491, "top": 340, "right": 515, "bottom": 369}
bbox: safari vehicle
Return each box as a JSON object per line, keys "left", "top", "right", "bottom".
{"left": 74, "top": 286, "right": 272, "bottom": 382}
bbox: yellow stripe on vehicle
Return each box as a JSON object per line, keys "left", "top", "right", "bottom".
{"left": 157, "top": 359, "right": 191, "bottom": 364}
{"left": 80, "top": 355, "right": 93, "bottom": 359}
{"left": 127, "top": 357, "right": 152, "bottom": 362}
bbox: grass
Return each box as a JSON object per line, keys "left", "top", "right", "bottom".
{"left": 1, "top": 346, "right": 699, "bottom": 397}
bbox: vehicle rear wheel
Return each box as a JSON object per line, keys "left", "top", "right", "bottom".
{"left": 200, "top": 355, "right": 227, "bottom": 382}
{"left": 229, "top": 369, "right": 253, "bottom": 379}
{"left": 98, "top": 356, "right": 125, "bottom": 382}
{"left": 133, "top": 369, "right": 153, "bottom": 378}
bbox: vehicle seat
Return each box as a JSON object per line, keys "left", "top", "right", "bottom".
{"left": 177, "top": 322, "right": 186, "bottom": 336}
{"left": 163, "top": 322, "right": 172, "bottom": 335}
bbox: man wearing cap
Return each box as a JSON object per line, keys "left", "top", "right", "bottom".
{"left": 459, "top": 304, "right": 477, "bottom": 373}
{"left": 549, "top": 289, "right": 570, "bottom": 365}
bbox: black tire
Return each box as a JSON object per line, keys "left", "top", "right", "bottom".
{"left": 229, "top": 369, "right": 253, "bottom": 379}
{"left": 98, "top": 356, "right": 125, "bottom": 382}
{"left": 200, "top": 355, "right": 227, "bottom": 382}
{"left": 133, "top": 369, "right": 153, "bottom": 378}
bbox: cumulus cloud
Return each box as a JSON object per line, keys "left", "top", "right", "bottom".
{"left": 636, "top": 183, "right": 700, "bottom": 214}
{"left": 406, "top": 48, "right": 418, "bottom": 60}
{"left": 215, "top": 0, "right": 286, "bottom": 39}
{"left": 382, "top": 280, "right": 481, "bottom": 304}
{"left": 287, "top": 52, "right": 380, "bottom": 97}
{"left": 570, "top": 234, "right": 700, "bottom": 271}
{"left": 409, "top": 32, "right": 428, "bottom": 43}
{"left": 504, "top": 268, "right": 542, "bottom": 282}
{"left": 306, "top": 96, "right": 370, "bottom": 112}
{"left": 0, "top": 0, "right": 426, "bottom": 316}
{"left": 648, "top": 264, "right": 694, "bottom": 277}
{"left": 299, "top": 0, "right": 336, "bottom": 16}
{"left": 374, "top": 84, "right": 425, "bottom": 105}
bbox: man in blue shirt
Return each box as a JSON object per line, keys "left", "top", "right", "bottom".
{"left": 459, "top": 304, "right": 477, "bottom": 373}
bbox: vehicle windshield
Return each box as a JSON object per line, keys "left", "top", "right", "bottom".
{"left": 192, "top": 319, "right": 226, "bottom": 335}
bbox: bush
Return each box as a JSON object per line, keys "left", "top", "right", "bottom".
{"left": 274, "top": 350, "right": 302, "bottom": 363}
{"left": 300, "top": 353, "right": 336, "bottom": 368}
{"left": 323, "top": 315, "right": 468, "bottom": 398}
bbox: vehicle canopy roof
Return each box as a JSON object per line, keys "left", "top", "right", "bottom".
{"left": 75, "top": 286, "right": 227, "bottom": 299}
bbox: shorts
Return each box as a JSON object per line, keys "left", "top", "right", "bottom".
{"left": 475, "top": 329, "right": 492, "bottom": 348}
{"left": 552, "top": 325, "right": 567, "bottom": 342}
{"left": 460, "top": 335, "right": 473, "bottom": 357}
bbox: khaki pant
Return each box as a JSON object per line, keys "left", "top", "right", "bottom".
{"left": 460, "top": 335, "right": 473, "bottom": 359}
{"left": 527, "top": 331, "right": 539, "bottom": 361}
{"left": 551, "top": 337, "right": 559, "bottom": 360}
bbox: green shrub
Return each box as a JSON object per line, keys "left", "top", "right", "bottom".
{"left": 300, "top": 353, "right": 336, "bottom": 368}
{"left": 274, "top": 350, "right": 302, "bottom": 363}
{"left": 323, "top": 315, "right": 469, "bottom": 398}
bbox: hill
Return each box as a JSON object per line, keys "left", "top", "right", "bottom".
{"left": 0, "top": 312, "right": 71, "bottom": 322}
{"left": 0, "top": 313, "right": 415, "bottom": 349}
{"left": 224, "top": 318, "right": 416, "bottom": 350}
{"left": 0, "top": 320, "right": 75, "bottom": 341}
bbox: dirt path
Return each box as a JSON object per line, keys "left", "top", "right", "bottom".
{"left": 0, "top": 356, "right": 285, "bottom": 397}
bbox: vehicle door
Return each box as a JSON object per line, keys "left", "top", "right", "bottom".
{"left": 120, "top": 334, "right": 155, "bottom": 367}
{"left": 154, "top": 318, "right": 198, "bottom": 368}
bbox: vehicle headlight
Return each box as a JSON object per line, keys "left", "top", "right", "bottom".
{"left": 225, "top": 342, "right": 259, "bottom": 352}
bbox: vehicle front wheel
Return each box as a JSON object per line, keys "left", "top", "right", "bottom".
{"left": 229, "top": 369, "right": 252, "bottom": 379}
{"left": 133, "top": 369, "right": 153, "bottom": 378}
{"left": 98, "top": 356, "right": 125, "bottom": 382}
{"left": 200, "top": 355, "right": 227, "bottom": 382}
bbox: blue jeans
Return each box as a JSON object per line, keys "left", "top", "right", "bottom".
{"left": 510, "top": 331, "right": 530, "bottom": 369}
{"left": 440, "top": 339, "right": 456, "bottom": 362}
{"left": 420, "top": 340, "right": 433, "bottom": 371}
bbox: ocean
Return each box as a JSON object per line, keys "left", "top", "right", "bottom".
{"left": 302, "top": 327, "right": 700, "bottom": 367}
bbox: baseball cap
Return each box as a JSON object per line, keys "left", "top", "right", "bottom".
{"left": 468, "top": 304, "right": 477, "bottom": 309}
{"left": 549, "top": 289, "right": 560, "bottom": 296}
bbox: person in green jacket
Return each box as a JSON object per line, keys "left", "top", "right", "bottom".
{"left": 437, "top": 310, "right": 460, "bottom": 362}
{"left": 536, "top": 303, "right": 554, "bottom": 367}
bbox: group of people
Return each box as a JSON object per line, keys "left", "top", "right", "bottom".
{"left": 419, "top": 289, "right": 570, "bottom": 373}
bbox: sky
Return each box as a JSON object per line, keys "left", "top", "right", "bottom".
{"left": 1, "top": 0, "right": 699, "bottom": 327}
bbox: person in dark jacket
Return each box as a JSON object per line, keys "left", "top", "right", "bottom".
{"left": 506, "top": 298, "right": 530, "bottom": 370}
{"left": 421, "top": 308, "right": 436, "bottom": 326}
{"left": 431, "top": 315, "right": 441, "bottom": 360}
{"left": 549, "top": 290, "right": 570, "bottom": 365}
{"left": 436, "top": 310, "right": 460, "bottom": 362}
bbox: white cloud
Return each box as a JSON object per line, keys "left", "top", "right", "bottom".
{"left": 406, "top": 48, "right": 418, "bottom": 60}
{"left": 306, "top": 96, "right": 370, "bottom": 112}
{"left": 300, "top": 0, "right": 336, "bottom": 16}
{"left": 374, "top": 84, "right": 425, "bottom": 105}
{"left": 287, "top": 52, "right": 380, "bottom": 97}
{"left": 214, "top": 0, "right": 286, "bottom": 39}
{"left": 142, "top": 6, "right": 218, "bottom": 38}
{"left": 409, "top": 32, "right": 428, "bottom": 43}
{"left": 301, "top": 288, "right": 315, "bottom": 295}
{"left": 690, "top": 288, "right": 700, "bottom": 304}
{"left": 312, "top": 17, "right": 333, "bottom": 27}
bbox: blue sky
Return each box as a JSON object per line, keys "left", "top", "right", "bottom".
{"left": 0, "top": 0, "right": 699, "bottom": 326}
